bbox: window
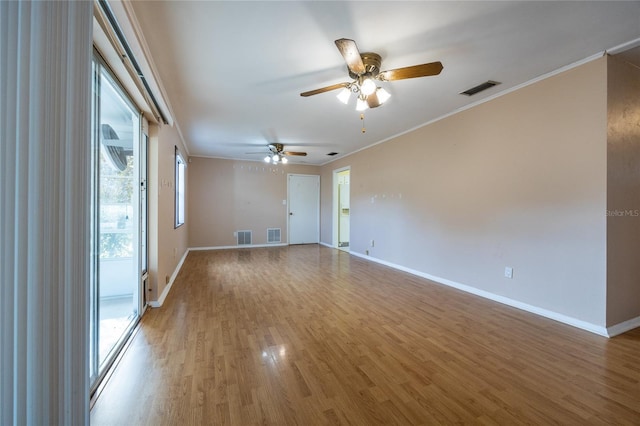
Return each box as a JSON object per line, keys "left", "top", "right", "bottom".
{"left": 175, "top": 146, "right": 186, "bottom": 227}
{"left": 90, "top": 53, "right": 144, "bottom": 393}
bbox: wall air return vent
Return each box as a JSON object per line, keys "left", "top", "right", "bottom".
{"left": 460, "top": 80, "right": 501, "bottom": 96}
{"left": 267, "top": 228, "right": 281, "bottom": 244}
{"left": 236, "top": 230, "right": 252, "bottom": 246}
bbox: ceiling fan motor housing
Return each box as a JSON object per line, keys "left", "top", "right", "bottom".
{"left": 348, "top": 52, "right": 382, "bottom": 80}
{"left": 270, "top": 143, "right": 284, "bottom": 154}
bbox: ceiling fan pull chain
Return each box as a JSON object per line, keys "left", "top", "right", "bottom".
{"left": 360, "top": 113, "right": 366, "bottom": 133}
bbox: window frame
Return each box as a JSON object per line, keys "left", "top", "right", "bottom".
{"left": 90, "top": 50, "right": 144, "bottom": 394}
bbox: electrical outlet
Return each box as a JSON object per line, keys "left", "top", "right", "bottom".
{"left": 504, "top": 267, "right": 513, "bottom": 279}
{"left": 371, "top": 240, "right": 375, "bottom": 247}
{"left": 365, "top": 249, "right": 369, "bottom": 255}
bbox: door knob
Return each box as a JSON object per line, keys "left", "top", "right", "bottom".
{"left": 289, "top": 212, "right": 293, "bottom": 215}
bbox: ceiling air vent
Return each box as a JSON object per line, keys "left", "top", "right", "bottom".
{"left": 327, "top": 152, "right": 339, "bottom": 156}
{"left": 460, "top": 80, "right": 500, "bottom": 96}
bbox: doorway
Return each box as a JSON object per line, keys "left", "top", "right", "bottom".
{"left": 288, "top": 174, "right": 320, "bottom": 244}
{"left": 333, "top": 168, "right": 350, "bottom": 251}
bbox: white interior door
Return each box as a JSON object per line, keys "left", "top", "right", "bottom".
{"left": 288, "top": 174, "right": 320, "bottom": 244}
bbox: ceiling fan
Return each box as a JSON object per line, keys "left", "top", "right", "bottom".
{"left": 101, "top": 123, "right": 132, "bottom": 172}
{"left": 253, "top": 143, "right": 307, "bottom": 164}
{"left": 301, "top": 38, "right": 443, "bottom": 110}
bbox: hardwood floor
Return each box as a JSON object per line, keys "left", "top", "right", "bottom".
{"left": 90, "top": 245, "right": 640, "bottom": 425}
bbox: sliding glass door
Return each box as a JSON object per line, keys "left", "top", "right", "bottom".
{"left": 90, "top": 55, "right": 145, "bottom": 391}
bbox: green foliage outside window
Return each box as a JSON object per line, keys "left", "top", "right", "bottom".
{"left": 100, "top": 151, "right": 135, "bottom": 259}
{"left": 100, "top": 233, "right": 133, "bottom": 259}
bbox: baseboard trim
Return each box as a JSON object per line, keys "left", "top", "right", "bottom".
{"left": 190, "top": 243, "right": 288, "bottom": 251}
{"left": 148, "top": 248, "right": 190, "bottom": 308}
{"left": 349, "top": 251, "right": 610, "bottom": 338}
{"left": 319, "top": 241, "right": 334, "bottom": 248}
{"left": 607, "top": 315, "right": 640, "bottom": 337}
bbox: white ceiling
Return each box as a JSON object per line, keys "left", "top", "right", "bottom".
{"left": 129, "top": 1, "right": 640, "bottom": 165}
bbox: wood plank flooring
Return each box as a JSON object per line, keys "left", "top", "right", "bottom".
{"left": 90, "top": 245, "right": 640, "bottom": 425}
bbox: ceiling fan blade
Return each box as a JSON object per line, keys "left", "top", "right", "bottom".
{"left": 335, "top": 38, "right": 366, "bottom": 75}
{"left": 378, "top": 61, "right": 443, "bottom": 81}
{"left": 366, "top": 92, "right": 381, "bottom": 109}
{"left": 283, "top": 151, "right": 307, "bottom": 156}
{"left": 300, "top": 82, "right": 349, "bottom": 97}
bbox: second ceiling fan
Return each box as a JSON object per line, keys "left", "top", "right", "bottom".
{"left": 262, "top": 143, "right": 306, "bottom": 164}
{"left": 301, "top": 38, "right": 443, "bottom": 110}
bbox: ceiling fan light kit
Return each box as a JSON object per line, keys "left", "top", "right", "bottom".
{"left": 264, "top": 153, "right": 288, "bottom": 164}
{"left": 356, "top": 96, "right": 368, "bottom": 112}
{"left": 336, "top": 82, "right": 388, "bottom": 111}
{"left": 301, "top": 38, "right": 443, "bottom": 113}
{"left": 376, "top": 87, "right": 391, "bottom": 103}
{"left": 337, "top": 87, "right": 351, "bottom": 104}
{"left": 360, "top": 78, "right": 377, "bottom": 96}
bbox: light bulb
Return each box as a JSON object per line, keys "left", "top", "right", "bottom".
{"left": 264, "top": 155, "right": 271, "bottom": 163}
{"left": 356, "top": 97, "right": 368, "bottom": 111}
{"left": 272, "top": 154, "right": 280, "bottom": 163}
{"left": 281, "top": 156, "right": 288, "bottom": 164}
{"left": 360, "top": 78, "right": 376, "bottom": 96}
{"left": 376, "top": 87, "right": 391, "bottom": 104}
{"left": 336, "top": 87, "right": 351, "bottom": 104}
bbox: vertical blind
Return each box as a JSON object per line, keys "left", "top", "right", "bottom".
{"left": 0, "top": 1, "right": 92, "bottom": 424}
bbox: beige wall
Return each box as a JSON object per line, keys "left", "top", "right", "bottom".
{"left": 321, "top": 58, "right": 609, "bottom": 326}
{"left": 148, "top": 123, "right": 189, "bottom": 301}
{"left": 606, "top": 54, "right": 640, "bottom": 326}
{"left": 179, "top": 55, "right": 640, "bottom": 330}
{"left": 188, "top": 157, "right": 319, "bottom": 247}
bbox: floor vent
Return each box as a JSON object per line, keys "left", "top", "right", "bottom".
{"left": 267, "top": 228, "right": 281, "bottom": 243}
{"left": 460, "top": 80, "right": 500, "bottom": 96}
{"left": 237, "top": 230, "right": 252, "bottom": 246}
